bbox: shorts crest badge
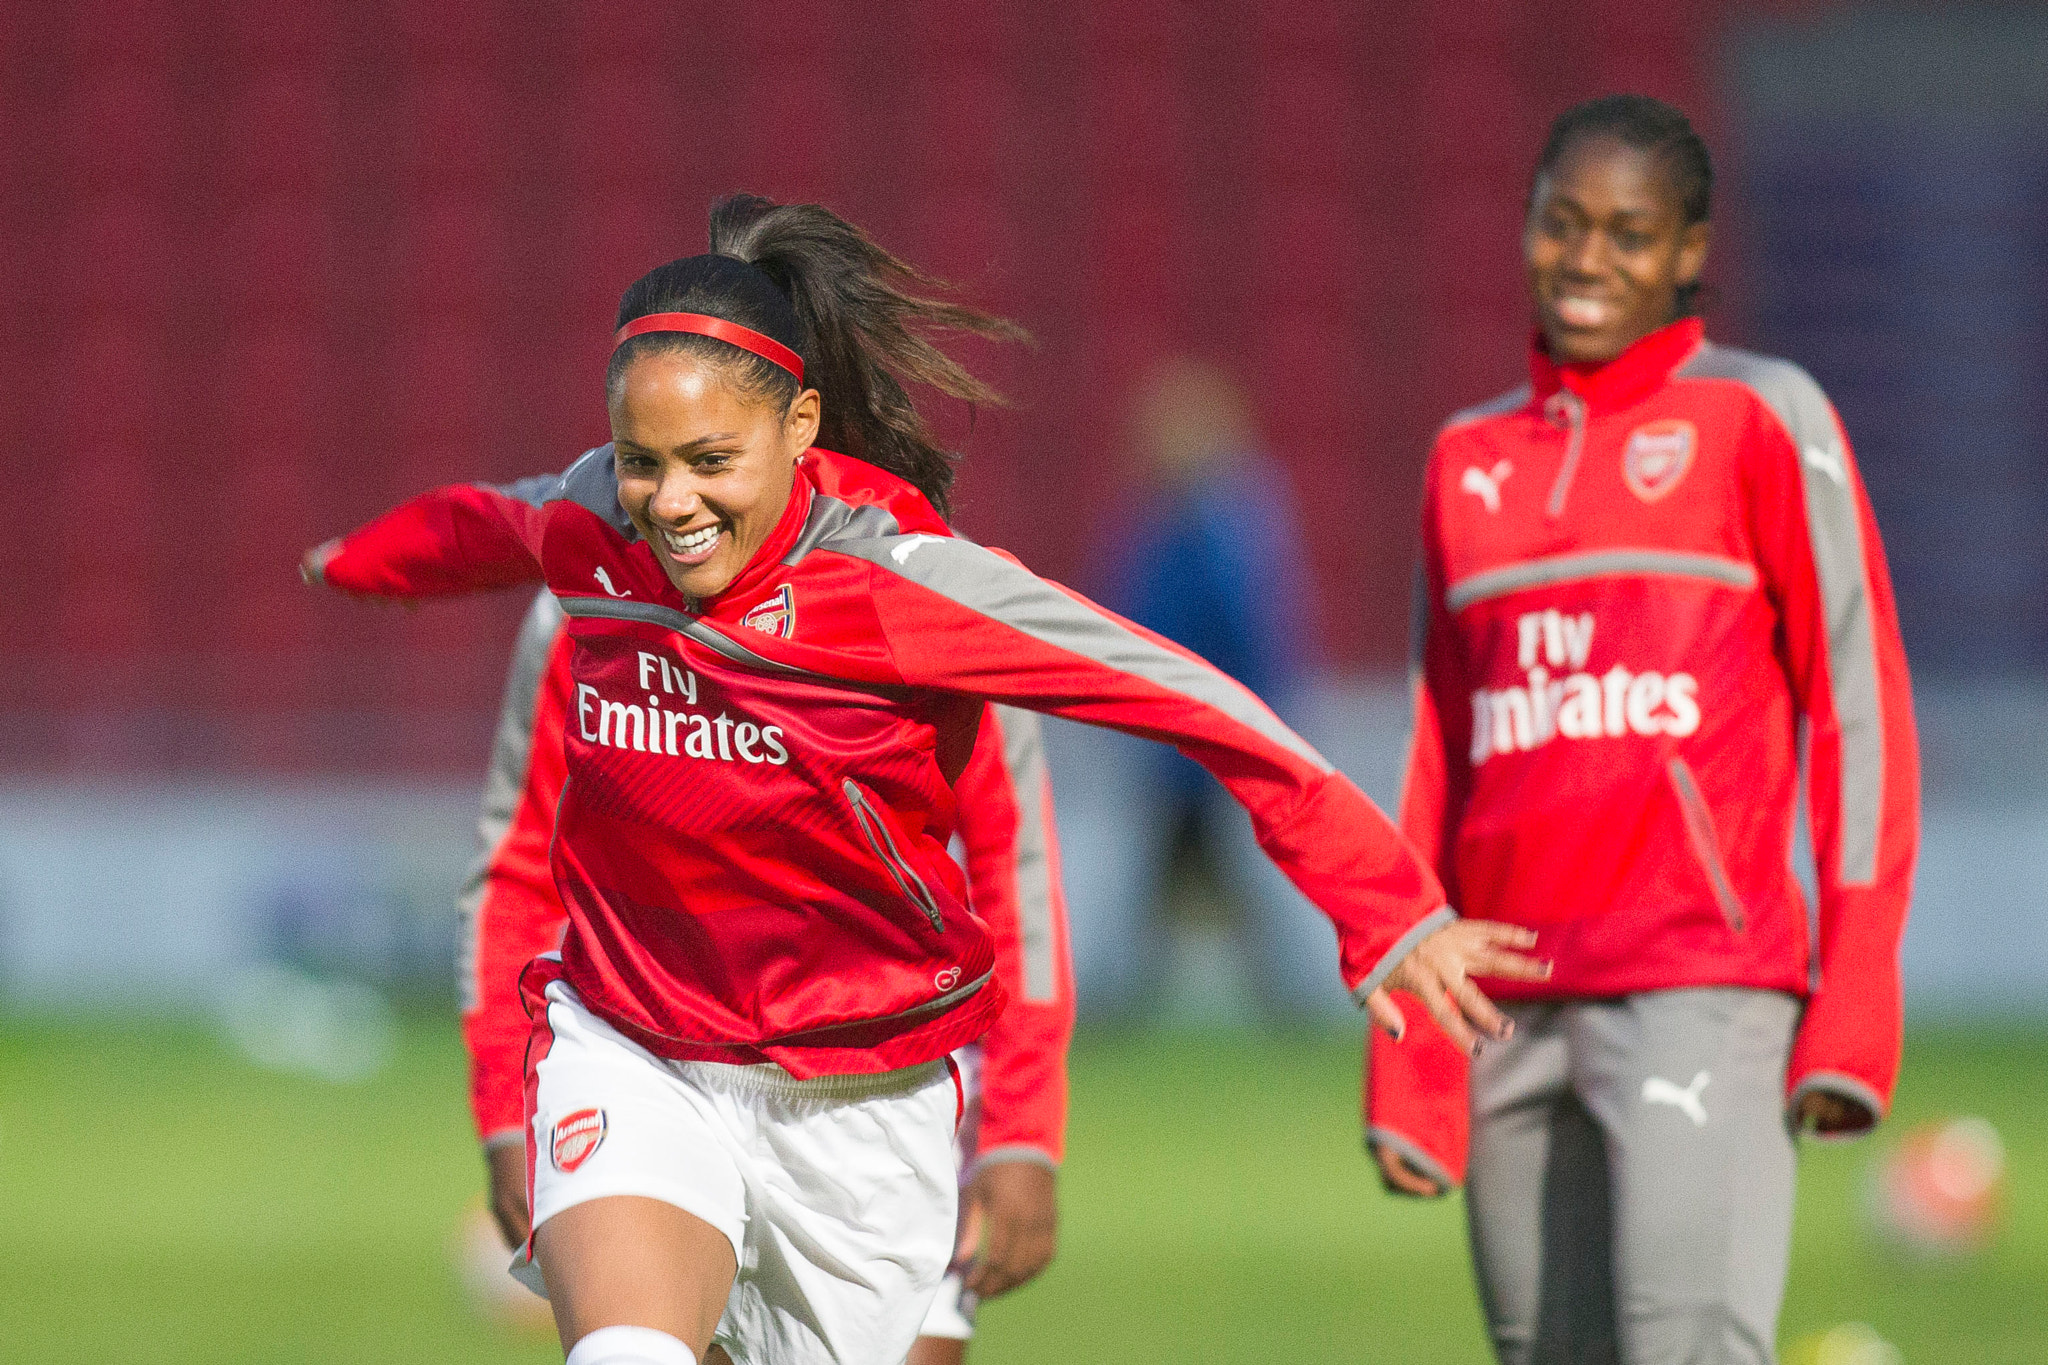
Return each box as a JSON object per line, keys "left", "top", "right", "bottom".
{"left": 742, "top": 584, "right": 796, "bottom": 639}
{"left": 1622, "top": 419, "right": 1697, "bottom": 502}
{"left": 550, "top": 1108, "right": 607, "bottom": 1173}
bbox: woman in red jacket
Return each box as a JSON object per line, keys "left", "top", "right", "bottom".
{"left": 458, "top": 592, "right": 1074, "bottom": 1362}
{"left": 307, "top": 194, "right": 1540, "bottom": 1365}
{"left": 1366, "top": 97, "right": 1919, "bottom": 1364}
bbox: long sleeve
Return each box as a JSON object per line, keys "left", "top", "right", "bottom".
{"left": 953, "top": 705, "right": 1075, "bottom": 1170}
{"left": 843, "top": 534, "right": 1450, "bottom": 1003}
{"left": 458, "top": 594, "right": 573, "bottom": 1145}
{"left": 316, "top": 478, "right": 554, "bottom": 598}
{"left": 1365, "top": 477, "right": 1475, "bottom": 1188}
{"left": 1744, "top": 379, "right": 1920, "bottom": 1131}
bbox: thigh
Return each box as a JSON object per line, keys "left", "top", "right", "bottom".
{"left": 720, "top": 1067, "right": 962, "bottom": 1365}
{"left": 537, "top": 1196, "right": 738, "bottom": 1358}
{"left": 1467, "top": 1005, "right": 1617, "bottom": 1365}
{"left": 522, "top": 984, "right": 749, "bottom": 1356}
{"left": 1574, "top": 989, "right": 1800, "bottom": 1365}
{"left": 522, "top": 983, "right": 750, "bottom": 1267}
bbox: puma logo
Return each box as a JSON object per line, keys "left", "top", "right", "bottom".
{"left": 593, "top": 567, "right": 632, "bottom": 598}
{"left": 890, "top": 535, "right": 941, "bottom": 565}
{"left": 1802, "top": 444, "right": 1847, "bottom": 487}
{"left": 1642, "top": 1070, "right": 1711, "bottom": 1126}
{"left": 1461, "top": 460, "right": 1513, "bottom": 513}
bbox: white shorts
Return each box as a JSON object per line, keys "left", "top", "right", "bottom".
{"left": 515, "top": 979, "right": 964, "bottom": 1365}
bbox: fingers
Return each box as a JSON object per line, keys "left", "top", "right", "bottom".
{"left": 965, "top": 1217, "right": 1053, "bottom": 1299}
{"left": 1363, "top": 989, "right": 1407, "bottom": 1040}
{"left": 1468, "top": 942, "right": 1554, "bottom": 983}
{"left": 1372, "top": 1144, "right": 1444, "bottom": 1199}
{"left": 1453, "top": 922, "right": 1550, "bottom": 982}
{"left": 1476, "top": 922, "right": 1540, "bottom": 951}
{"left": 1449, "top": 974, "right": 1511, "bottom": 1044}
{"left": 1414, "top": 978, "right": 1479, "bottom": 1056}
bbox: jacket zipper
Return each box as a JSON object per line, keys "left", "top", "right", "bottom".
{"left": 1666, "top": 757, "right": 1747, "bottom": 933}
{"left": 843, "top": 778, "right": 945, "bottom": 933}
{"left": 1543, "top": 389, "right": 1587, "bottom": 519}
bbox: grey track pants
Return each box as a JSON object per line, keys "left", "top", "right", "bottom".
{"left": 1466, "top": 988, "right": 1801, "bottom": 1365}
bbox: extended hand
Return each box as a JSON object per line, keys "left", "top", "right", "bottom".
{"left": 299, "top": 538, "right": 415, "bottom": 608}
{"left": 1794, "top": 1088, "right": 1874, "bottom": 1137}
{"left": 962, "top": 1160, "right": 1057, "bottom": 1299}
{"left": 1372, "top": 1142, "right": 1446, "bottom": 1199}
{"left": 1364, "top": 918, "right": 1550, "bottom": 1056}
{"left": 299, "top": 539, "right": 341, "bottom": 587}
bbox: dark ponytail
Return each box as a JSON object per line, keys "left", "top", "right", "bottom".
{"left": 1531, "top": 94, "right": 1715, "bottom": 315}
{"left": 608, "top": 194, "right": 1029, "bottom": 518}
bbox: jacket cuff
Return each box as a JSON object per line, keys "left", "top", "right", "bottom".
{"left": 1787, "top": 1070, "right": 1886, "bottom": 1141}
{"left": 968, "top": 1144, "right": 1059, "bottom": 1179}
{"left": 1366, "top": 1125, "right": 1457, "bottom": 1194}
{"left": 481, "top": 1127, "right": 526, "bottom": 1153}
{"left": 1351, "top": 906, "right": 1457, "bottom": 1006}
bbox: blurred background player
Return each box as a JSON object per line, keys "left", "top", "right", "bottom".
{"left": 1366, "top": 95, "right": 1920, "bottom": 1364}
{"left": 1062, "top": 357, "right": 1341, "bottom": 1022}
{"left": 309, "top": 194, "right": 1539, "bottom": 1365}
{"left": 457, "top": 589, "right": 1077, "bottom": 1364}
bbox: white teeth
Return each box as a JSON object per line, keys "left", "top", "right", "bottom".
{"left": 1556, "top": 296, "right": 1613, "bottom": 326}
{"left": 663, "top": 525, "right": 720, "bottom": 555}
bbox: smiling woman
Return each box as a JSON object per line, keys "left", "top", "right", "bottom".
{"left": 1366, "top": 96, "right": 1921, "bottom": 1365}
{"left": 303, "top": 193, "right": 1544, "bottom": 1365}
{"left": 1522, "top": 97, "right": 1714, "bottom": 364}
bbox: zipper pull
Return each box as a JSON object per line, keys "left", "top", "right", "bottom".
{"left": 1543, "top": 390, "right": 1587, "bottom": 520}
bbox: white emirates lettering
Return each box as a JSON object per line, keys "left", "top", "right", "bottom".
{"left": 576, "top": 650, "right": 787, "bottom": 765}
{"left": 1469, "top": 609, "right": 1699, "bottom": 765}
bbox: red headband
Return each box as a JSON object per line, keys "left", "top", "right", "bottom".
{"left": 612, "top": 312, "right": 804, "bottom": 383}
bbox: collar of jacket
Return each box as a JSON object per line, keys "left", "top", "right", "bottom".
{"left": 694, "top": 457, "right": 819, "bottom": 612}
{"left": 1527, "top": 316, "right": 1705, "bottom": 415}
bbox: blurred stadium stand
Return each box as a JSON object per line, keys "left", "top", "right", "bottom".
{"left": 0, "top": 3, "right": 2040, "bottom": 1017}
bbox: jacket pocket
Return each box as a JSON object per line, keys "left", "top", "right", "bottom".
{"left": 1666, "top": 757, "right": 1747, "bottom": 933}
{"left": 843, "top": 779, "right": 945, "bottom": 934}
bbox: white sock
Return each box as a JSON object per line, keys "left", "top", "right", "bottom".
{"left": 564, "top": 1324, "right": 697, "bottom": 1365}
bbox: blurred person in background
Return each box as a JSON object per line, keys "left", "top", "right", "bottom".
{"left": 305, "top": 193, "right": 1538, "bottom": 1365}
{"left": 1366, "top": 95, "right": 1920, "bottom": 1365}
{"left": 456, "top": 587, "right": 1078, "bottom": 1365}
{"left": 1065, "top": 357, "right": 1338, "bottom": 1020}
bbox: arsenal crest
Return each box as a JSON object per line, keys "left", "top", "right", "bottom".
{"left": 1621, "top": 419, "right": 1696, "bottom": 502}
{"left": 742, "top": 584, "right": 796, "bottom": 639}
{"left": 551, "top": 1108, "right": 607, "bottom": 1173}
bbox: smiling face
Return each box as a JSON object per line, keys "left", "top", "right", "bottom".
{"left": 1524, "top": 133, "right": 1711, "bottom": 364}
{"left": 609, "top": 351, "right": 820, "bottom": 599}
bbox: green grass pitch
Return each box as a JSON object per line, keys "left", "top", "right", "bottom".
{"left": 1, "top": 1018, "right": 2040, "bottom": 1362}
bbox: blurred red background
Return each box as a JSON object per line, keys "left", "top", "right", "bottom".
{"left": 0, "top": 0, "right": 1800, "bottom": 775}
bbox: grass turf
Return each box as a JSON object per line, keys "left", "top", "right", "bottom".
{"left": 0, "top": 1018, "right": 2040, "bottom": 1362}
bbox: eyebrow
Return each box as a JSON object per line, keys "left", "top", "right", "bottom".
{"left": 616, "top": 433, "right": 744, "bottom": 456}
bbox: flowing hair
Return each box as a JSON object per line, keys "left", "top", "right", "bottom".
{"left": 607, "top": 195, "right": 1030, "bottom": 517}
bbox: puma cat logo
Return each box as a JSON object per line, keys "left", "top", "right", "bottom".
{"left": 1641, "top": 1070, "right": 1711, "bottom": 1126}
{"left": 1461, "top": 460, "right": 1514, "bottom": 513}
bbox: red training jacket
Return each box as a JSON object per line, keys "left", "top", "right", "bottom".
{"left": 1367, "top": 319, "right": 1919, "bottom": 1187}
{"left": 319, "top": 445, "right": 1446, "bottom": 1078}
{"left": 459, "top": 591, "right": 1077, "bottom": 1168}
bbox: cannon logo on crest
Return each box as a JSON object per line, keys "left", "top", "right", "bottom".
{"left": 550, "top": 1108, "right": 608, "bottom": 1173}
{"left": 1622, "top": 419, "right": 1696, "bottom": 502}
{"left": 742, "top": 584, "right": 796, "bottom": 639}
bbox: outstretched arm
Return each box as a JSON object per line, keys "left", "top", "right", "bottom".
{"left": 301, "top": 471, "right": 568, "bottom": 599}
{"left": 847, "top": 534, "right": 1545, "bottom": 1044}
